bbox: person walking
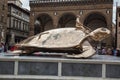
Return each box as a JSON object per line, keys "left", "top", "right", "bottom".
{"left": 107, "top": 48, "right": 112, "bottom": 55}
{"left": 0, "top": 43, "right": 4, "bottom": 55}
{"left": 102, "top": 47, "right": 107, "bottom": 55}
{"left": 116, "top": 48, "right": 120, "bottom": 57}
{"left": 113, "top": 48, "right": 117, "bottom": 56}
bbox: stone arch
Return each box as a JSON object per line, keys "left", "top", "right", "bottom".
{"left": 83, "top": 12, "right": 107, "bottom": 30}
{"left": 34, "top": 13, "right": 53, "bottom": 35}
{"left": 58, "top": 13, "right": 76, "bottom": 28}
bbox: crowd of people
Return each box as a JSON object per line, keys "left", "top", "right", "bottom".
{"left": 0, "top": 43, "right": 16, "bottom": 53}
{"left": 95, "top": 47, "right": 120, "bottom": 57}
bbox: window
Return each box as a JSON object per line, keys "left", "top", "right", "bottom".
{"left": 23, "top": 23, "right": 24, "bottom": 30}
{"left": 21, "top": 23, "right": 24, "bottom": 30}
{"left": 26, "top": 24, "right": 28, "bottom": 31}
{"left": 17, "top": 21, "right": 19, "bottom": 29}
{"left": 25, "top": 23, "right": 27, "bottom": 31}
{"left": 19, "top": 11, "right": 22, "bottom": 16}
{"left": 16, "top": 10, "right": 18, "bottom": 15}
{"left": 13, "top": 19, "right": 15, "bottom": 28}
{"left": 19, "top": 21, "right": 21, "bottom": 29}
{"left": 8, "top": 6, "right": 11, "bottom": 12}
{"left": 16, "top": 20, "right": 18, "bottom": 29}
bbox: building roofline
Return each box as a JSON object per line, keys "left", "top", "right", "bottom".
{"left": 8, "top": 3, "right": 30, "bottom": 15}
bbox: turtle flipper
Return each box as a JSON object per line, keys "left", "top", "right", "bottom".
{"left": 66, "top": 41, "right": 96, "bottom": 58}
{"left": 66, "top": 46, "right": 95, "bottom": 58}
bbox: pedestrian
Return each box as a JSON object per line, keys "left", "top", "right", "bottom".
{"left": 0, "top": 43, "right": 5, "bottom": 56}
{"left": 106, "top": 48, "right": 112, "bottom": 55}
{"left": 96, "top": 47, "right": 102, "bottom": 55}
{"left": 10, "top": 45, "right": 18, "bottom": 51}
{"left": 113, "top": 48, "right": 117, "bottom": 56}
{"left": 102, "top": 47, "right": 107, "bottom": 55}
{"left": 4, "top": 44, "right": 8, "bottom": 52}
{"left": 0, "top": 43, "right": 2, "bottom": 53}
{"left": 116, "top": 48, "right": 120, "bottom": 57}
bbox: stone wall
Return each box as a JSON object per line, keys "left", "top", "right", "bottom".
{"left": 0, "top": 55, "right": 120, "bottom": 80}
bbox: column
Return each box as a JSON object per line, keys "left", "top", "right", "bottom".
{"left": 53, "top": 16, "right": 58, "bottom": 28}
{"left": 106, "top": 24, "right": 112, "bottom": 47}
{"left": 29, "top": 12, "right": 35, "bottom": 36}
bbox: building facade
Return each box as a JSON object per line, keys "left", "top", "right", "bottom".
{"left": 116, "top": 7, "right": 120, "bottom": 48}
{"left": 29, "top": 0, "right": 113, "bottom": 48}
{"left": 0, "top": 0, "right": 8, "bottom": 43}
{"left": 8, "top": 0, "right": 22, "bottom": 7}
{"left": 7, "top": 0, "right": 30, "bottom": 47}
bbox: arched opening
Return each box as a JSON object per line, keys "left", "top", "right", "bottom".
{"left": 58, "top": 13, "right": 76, "bottom": 28}
{"left": 84, "top": 13, "right": 107, "bottom": 30}
{"left": 34, "top": 14, "right": 53, "bottom": 35}
{"left": 84, "top": 12, "right": 107, "bottom": 48}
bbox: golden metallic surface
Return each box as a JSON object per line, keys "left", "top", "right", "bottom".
{"left": 13, "top": 16, "right": 111, "bottom": 58}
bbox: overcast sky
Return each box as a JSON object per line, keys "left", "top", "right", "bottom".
{"left": 21, "top": 0, "right": 120, "bottom": 23}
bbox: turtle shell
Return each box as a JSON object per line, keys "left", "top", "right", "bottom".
{"left": 18, "top": 28, "right": 86, "bottom": 48}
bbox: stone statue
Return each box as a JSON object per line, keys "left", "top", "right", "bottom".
{"left": 12, "top": 16, "right": 110, "bottom": 58}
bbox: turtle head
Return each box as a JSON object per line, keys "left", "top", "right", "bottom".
{"left": 89, "top": 28, "right": 110, "bottom": 41}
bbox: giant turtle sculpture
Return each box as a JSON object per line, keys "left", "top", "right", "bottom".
{"left": 12, "top": 16, "right": 110, "bottom": 58}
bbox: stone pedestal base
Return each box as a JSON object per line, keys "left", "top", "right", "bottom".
{"left": 0, "top": 55, "right": 120, "bottom": 80}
